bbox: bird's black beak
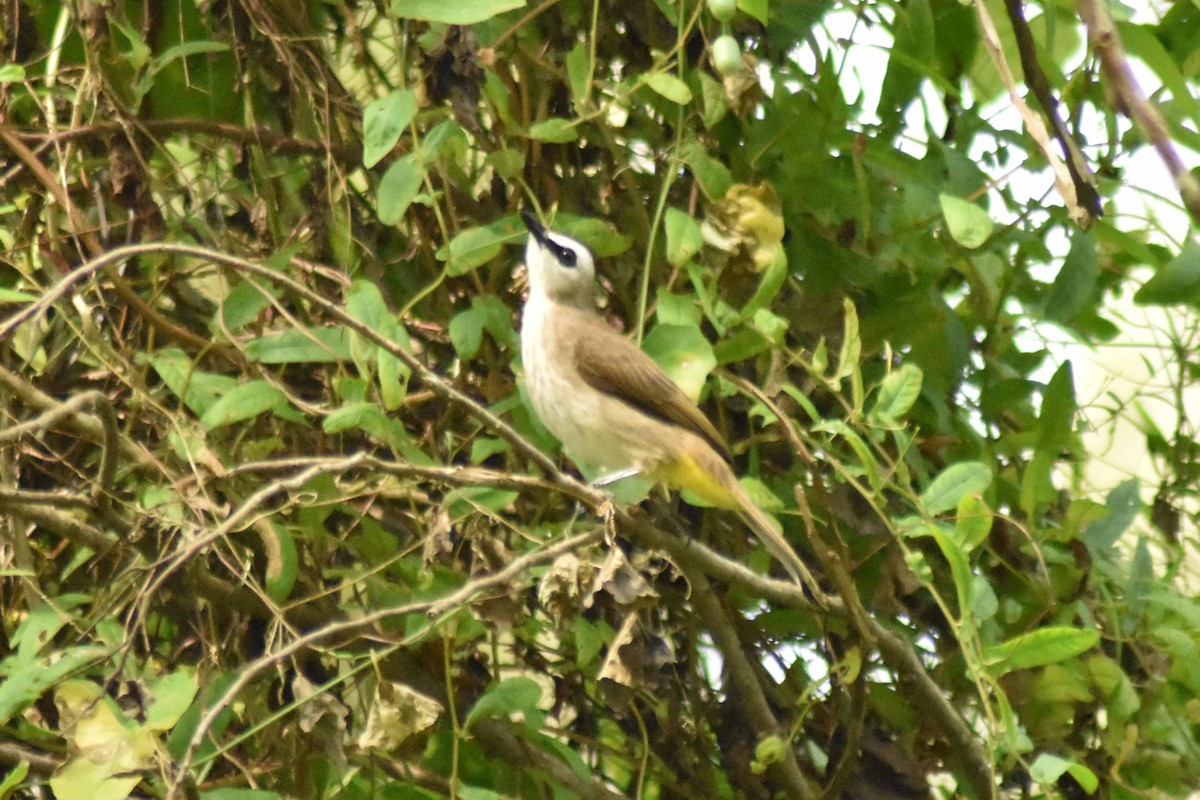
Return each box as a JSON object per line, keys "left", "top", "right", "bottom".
{"left": 521, "top": 207, "right": 548, "bottom": 245}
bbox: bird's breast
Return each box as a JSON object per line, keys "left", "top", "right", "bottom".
{"left": 521, "top": 297, "right": 664, "bottom": 471}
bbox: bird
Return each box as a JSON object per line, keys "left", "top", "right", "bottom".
{"left": 518, "top": 207, "right": 818, "bottom": 593}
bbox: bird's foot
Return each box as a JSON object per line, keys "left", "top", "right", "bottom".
{"left": 591, "top": 467, "right": 641, "bottom": 487}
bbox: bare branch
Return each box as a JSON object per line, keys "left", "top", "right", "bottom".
{"left": 1078, "top": 0, "right": 1200, "bottom": 224}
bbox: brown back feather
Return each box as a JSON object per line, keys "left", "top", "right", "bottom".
{"left": 572, "top": 320, "right": 731, "bottom": 459}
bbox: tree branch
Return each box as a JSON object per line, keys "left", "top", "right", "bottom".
{"left": 689, "top": 570, "right": 817, "bottom": 799}
{"left": 1078, "top": 0, "right": 1200, "bottom": 224}
{"left": 1003, "top": 0, "right": 1101, "bottom": 220}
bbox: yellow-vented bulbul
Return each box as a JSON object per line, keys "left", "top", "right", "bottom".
{"left": 519, "top": 208, "right": 816, "bottom": 591}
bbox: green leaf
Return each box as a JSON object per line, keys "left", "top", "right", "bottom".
{"left": 984, "top": 627, "right": 1100, "bottom": 676}
{"left": 419, "top": 119, "right": 468, "bottom": 163}
{"left": 920, "top": 461, "right": 992, "bottom": 515}
{"left": 167, "top": 671, "right": 239, "bottom": 762}
{"left": 929, "top": 525, "right": 974, "bottom": 623}
{"left": 377, "top": 329, "right": 412, "bottom": 411}
{"left": 740, "top": 475, "right": 783, "bottom": 512}
{"left": 644, "top": 71, "right": 693, "bottom": 104}
{"left": 150, "top": 349, "right": 238, "bottom": 415}
{"left": 655, "top": 290, "right": 702, "bottom": 326}
{"left": 643, "top": 324, "right": 717, "bottom": 400}
{"left": 955, "top": 493, "right": 992, "bottom": 551}
{"left": 200, "top": 790, "right": 283, "bottom": 800}
{"left": 698, "top": 72, "right": 728, "bottom": 128}
{"left": 869, "top": 363, "right": 923, "bottom": 423}
{"left": 1118, "top": 22, "right": 1193, "bottom": 116}
{"left": 813, "top": 419, "right": 882, "bottom": 492}
{"left": 324, "top": 401, "right": 389, "bottom": 436}
{"left": 678, "top": 141, "right": 732, "bottom": 199}
{"left": 110, "top": 18, "right": 151, "bottom": 70}
{"left": 939, "top": 194, "right": 993, "bottom": 249}
{"left": 216, "top": 281, "right": 275, "bottom": 333}
{"left": 447, "top": 485, "right": 520, "bottom": 515}
{"left": 574, "top": 617, "right": 609, "bottom": 668}
{"left": 470, "top": 437, "right": 509, "bottom": 463}
{"left": 245, "top": 328, "right": 352, "bottom": 363}
{"left": 377, "top": 154, "right": 424, "bottom": 224}
{"left": 363, "top": 90, "right": 417, "bottom": 168}
{"left": 737, "top": 249, "right": 788, "bottom": 322}
{"left": 449, "top": 308, "right": 485, "bottom": 360}
{"left": 262, "top": 522, "right": 298, "bottom": 603}
{"left": 156, "top": 40, "right": 230, "bottom": 67}
{"left": 0, "top": 761, "right": 28, "bottom": 795}
{"left": 1082, "top": 479, "right": 1141, "bottom": 557}
{"left": 553, "top": 214, "right": 633, "bottom": 257}
{"left": 458, "top": 787, "right": 504, "bottom": 800}
{"left": 1045, "top": 231, "right": 1099, "bottom": 323}
{"left": 391, "top": 0, "right": 524, "bottom": 24}
{"left": 463, "top": 677, "right": 543, "bottom": 730}
{"left": 340, "top": 283, "right": 410, "bottom": 409}
{"left": 485, "top": 147, "right": 525, "bottom": 179}
{"left": 566, "top": 42, "right": 590, "bottom": 105}
{"left": 1029, "top": 753, "right": 1099, "bottom": 795}
{"left": 1134, "top": 238, "right": 1200, "bottom": 305}
{"left": 200, "top": 380, "right": 289, "bottom": 429}
{"left": 527, "top": 117, "right": 578, "bottom": 143}
{"left": 345, "top": 279, "right": 392, "bottom": 334}
{"left": 664, "top": 207, "right": 703, "bottom": 267}
{"left": 325, "top": 403, "right": 410, "bottom": 449}
{"left": 438, "top": 218, "right": 521, "bottom": 275}
{"left": 449, "top": 295, "right": 516, "bottom": 359}
{"left": 878, "top": 0, "right": 933, "bottom": 117}
{"left": 145, "top": 670, "right": 199, "bottom": 732}
{"left": 832, "top": 297, "right": 860, "bottom": 383}
{"left": 1020, "top": 449, "right": 1057, "bottom": 517}
{"left": 713, "top": 326, "right": 769, "bottom": 363}
{"left": 1038, "top": 361, "right": 1075, "bottom": 454}
{"left": 0, "top": 644, "right": 106, "bottom": 724}
{"left": 738, "top": 0, "right": 768, "bottom": 24}
{"left": 0, "top": 64, "right": 26, "bottom": 83}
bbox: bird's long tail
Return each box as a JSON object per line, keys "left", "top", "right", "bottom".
{"left": 657, "top": 439, "right": 823, "bottom": 603}
{"left": 732, "top": 485, "right": 823, "bottom": 601}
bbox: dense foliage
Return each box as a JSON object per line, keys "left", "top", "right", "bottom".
{"left": 0, "top": 1, "right": 1197, "bottom": 798}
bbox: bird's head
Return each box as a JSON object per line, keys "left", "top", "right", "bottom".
{"left": 521, "top": 208, "right": 596, "bottom": 307}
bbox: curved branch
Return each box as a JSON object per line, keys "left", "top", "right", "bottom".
{"left": 1078, "top": 0, "right": 1200, "bottom": 224}
{"left": 0, "top": 389, "right": 118, "bottom": 518}
{"left": 972, "top": 0, "right": 1095, "bottom": 228}
{"left": 0, "top": 364, "right": 159, "bottom": 470}
{"left": 1002, "top": 0, "right": 1101, "bottom": 220}
{"left": 689, "top": 570, "right": 817, "bottom": 799}
{"left": 164, "top": 528, "right": 600, "bottom": 800}
{"left": 0, "top": 125, "right": 229, "bottom": 355}
{"left": 474, "top": 719, "right": 628, "bottom": 800}
{"left": 869, "top": 620, "right": 995, "bottom": 799}
{"left": 14, "top": 118, "right": 361, "bottom": 165}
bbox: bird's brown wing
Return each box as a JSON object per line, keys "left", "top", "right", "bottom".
{"left": 572, "top": 319, "right": 731, "bottom": 459}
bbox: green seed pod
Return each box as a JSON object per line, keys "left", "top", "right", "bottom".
{"left": 708, "top": 0, "right": 736, "bottom": 22}
{"left": 712, "top": 34, "right": 741, "bottom": 76}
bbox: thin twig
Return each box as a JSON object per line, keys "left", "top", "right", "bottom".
{"left": 0, "top": 364, "right": 159, "bottom": 470}
{"left": 1078, "top": 0, "right": 1200, "bottom": 224}
{"left": 0, "top": 124, "right": 227, "bottom": 354}
{"left": 689, "top": 570, "right": 817, "bottom": 799}
{"left": 973, "top": 0, "right": 1094, "bottom": 228}
{"left": 473, "top": 719, "right": 629, "bottom": 800}
{"left": 1002, "top": 0, "right": 1101, "bottom": 220}
{"left": 8, "top": 117, "right": 360, "bottom": 164}
{"left": 165, "top": 529, "right": 600, "bottom": 800}
{"left": 729, "top": 370, "right": 997, "bottom": 799}
{"left": 0, "top": 390, "right": 119, "bottom": 518}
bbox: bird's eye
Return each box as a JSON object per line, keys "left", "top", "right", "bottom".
{"left": 552, "top": 242, "right": 578, "bottom": 268}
